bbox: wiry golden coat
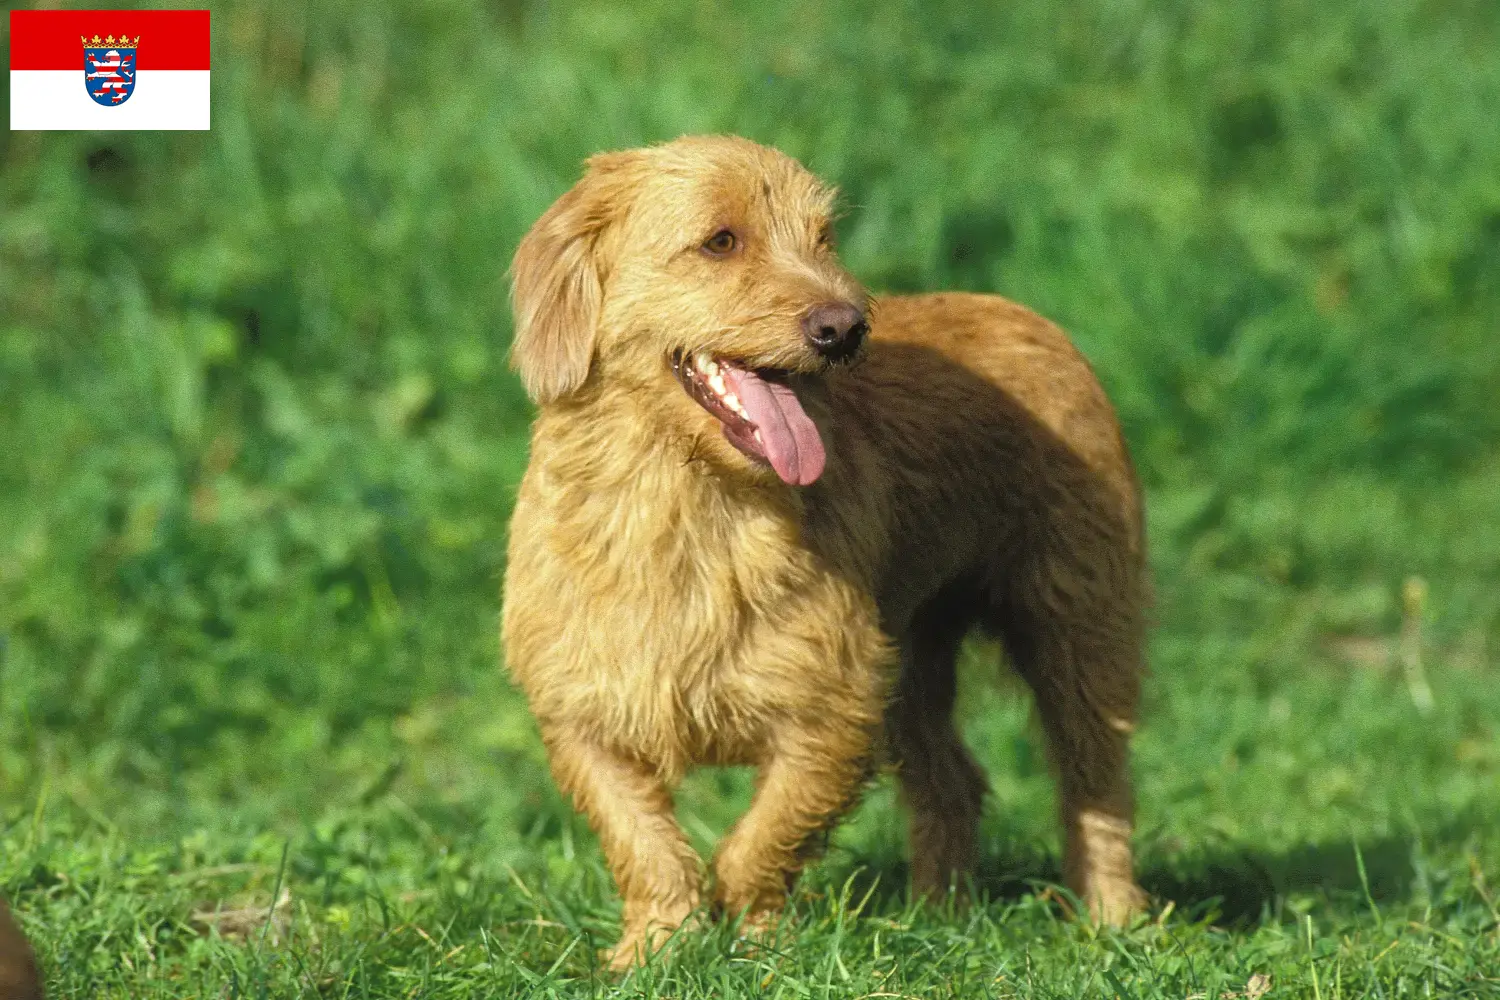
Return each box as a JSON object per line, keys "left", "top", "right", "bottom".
{"left": 503, "top": 136, "right": 1149, "bottom": 968}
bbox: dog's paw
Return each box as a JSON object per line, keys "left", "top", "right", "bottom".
{"left": 603, "top": 936, "right": 647, "bottom": 974}
{"left": 724, "top": 908, "right": 785, "bottom": 959}
{"left": 1082, "top": 878, "right": 1148, "bottom": 928}
{"left": 605, "top": 929, "right": 670, "bottom": 973}
{"left": 604, "top": 910, "right": 704, "bottom": 972}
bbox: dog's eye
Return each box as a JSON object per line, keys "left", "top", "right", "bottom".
{"left": 702, "top": 230, "right": 738, "bottom": 256}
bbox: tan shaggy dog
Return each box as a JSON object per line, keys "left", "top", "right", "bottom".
{"left": 502, "top": 135, "right": 1149, "bottom": 969}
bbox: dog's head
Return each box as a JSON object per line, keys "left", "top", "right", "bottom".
{"left": 509, "top": 135, "right": 869, "bottom": 486}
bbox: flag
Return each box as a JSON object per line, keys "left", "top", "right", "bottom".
{"left": 10, "top": 9, "right": 210, "bottom": 130}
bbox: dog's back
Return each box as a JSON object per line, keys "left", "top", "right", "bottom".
{"left": 802, "top": 291, "right": 1145, "bottom": 636}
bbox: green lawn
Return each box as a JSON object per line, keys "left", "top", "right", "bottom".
{"left": 2, "top": 0, "right": 1499, "bottom": 995}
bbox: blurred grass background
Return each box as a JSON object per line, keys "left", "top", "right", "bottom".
{"left": 2, "top": 0, "right": 1499, "bottom": 994}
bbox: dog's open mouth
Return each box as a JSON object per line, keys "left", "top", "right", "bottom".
{"left": 670, "top": 350, "right": 826, "bottom": 486}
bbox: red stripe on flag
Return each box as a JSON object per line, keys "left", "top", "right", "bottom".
{"left": 9, "top": 9, "right": 210, "bottom": 70}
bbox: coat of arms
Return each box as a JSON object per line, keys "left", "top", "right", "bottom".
{"left": 83, "top": 33, "right": 139, "bottom": 106}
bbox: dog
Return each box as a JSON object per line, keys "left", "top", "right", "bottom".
{"left": 0, "top": 899, "right": 42, "bottom": 1000}
{"left": 502, "top": 135, "right": 1149, "bottom": 969}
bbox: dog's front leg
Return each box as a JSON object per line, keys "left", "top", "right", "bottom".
{"left": 542, "top": 733, "right": 703, "bottom": 970}
{"left": 711, "top": 723, "right": 873, "bottom": 931}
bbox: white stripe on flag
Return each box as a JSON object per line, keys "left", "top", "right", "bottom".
{"left": 10, "top": 70, "right": 209, "bottom": 130}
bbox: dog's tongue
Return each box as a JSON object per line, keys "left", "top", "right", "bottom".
{"left": 723, "top": 367, "right": 825, "bottom": 486}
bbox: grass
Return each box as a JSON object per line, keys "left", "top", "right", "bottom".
{"left": 2, "top": 0, "right": 1499, "bottom": 995}
{"left": 6, "top": 636, "right": 1500, "bottom": 996}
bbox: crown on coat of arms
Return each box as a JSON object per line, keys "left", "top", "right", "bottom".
{"left": 81, "top": 34, "right": 141, "bottom": 48}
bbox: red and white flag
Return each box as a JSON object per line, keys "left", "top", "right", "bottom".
{"left": 10, "top": 9, "right": 210, "bottom": 130}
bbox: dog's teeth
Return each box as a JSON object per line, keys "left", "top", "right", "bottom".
{"left": 708, "top": 373, "right": 727, "bottom": 394}
{"left": 752, "top": 428, "right": 764, "bottom": 445}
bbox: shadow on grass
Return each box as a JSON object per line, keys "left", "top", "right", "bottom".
{"left": 822, "top": 821, "right": 1471, "bottom": 926}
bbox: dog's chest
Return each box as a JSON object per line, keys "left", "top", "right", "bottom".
{"left": 509, "top": 462, "right": 860, "bottom": 768}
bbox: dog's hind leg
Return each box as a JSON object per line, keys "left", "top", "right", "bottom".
{"left": 543, "top": 735, "right": 703, "bottom": 970}
{"left": 999, "top": 571, "right": 1146, "bottom": 925}
{"left": 887, "top": 613, "right": 990, "bottom": 902}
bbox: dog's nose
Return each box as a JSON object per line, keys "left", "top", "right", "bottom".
{"left": 802, "top": 302, "right": 868, "bottom": 359}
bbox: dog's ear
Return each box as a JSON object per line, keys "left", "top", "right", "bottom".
{"left": 508, "top": 152, "right": 638, "bottom": 405}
